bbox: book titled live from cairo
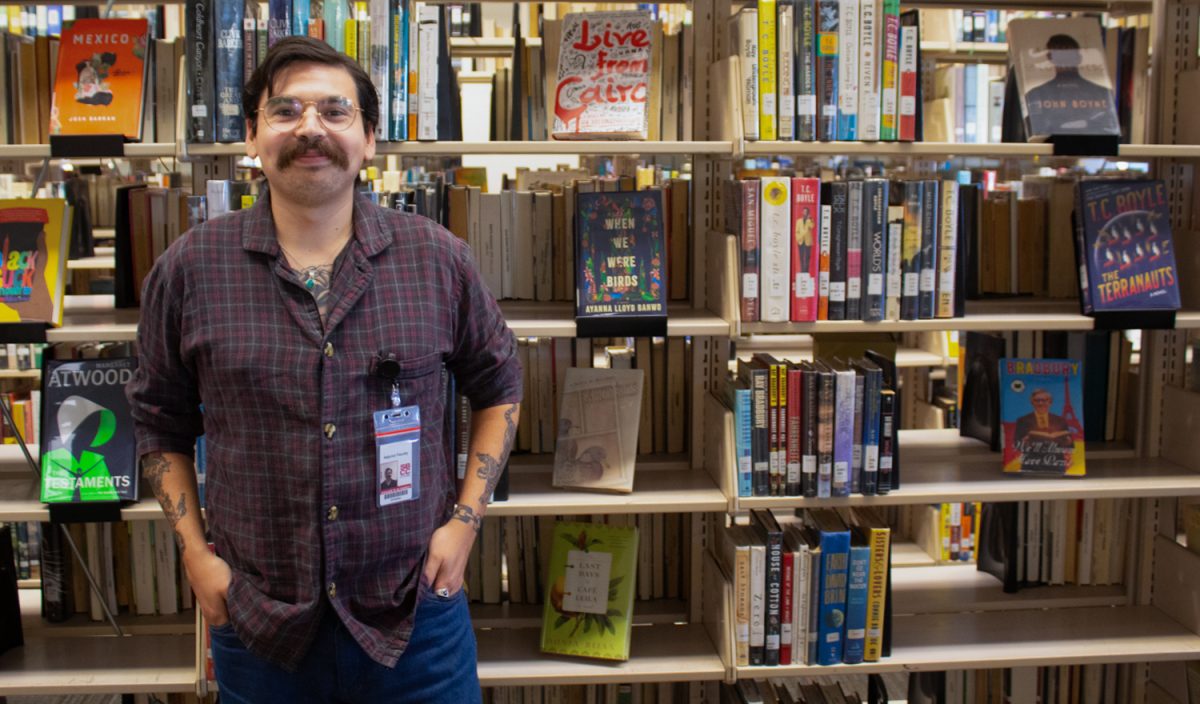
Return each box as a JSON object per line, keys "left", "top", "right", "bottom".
{"left": 999, "top": 358, "right": 1086, "bottom": 477}
{"left": 575, "top": 190, "right": 667, "bottom": 334}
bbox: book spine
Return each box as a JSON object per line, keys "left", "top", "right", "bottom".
{"left": 406, "top": 0, "right": 418, "bottom": 140}
{"left": 818, "top": 183, "right": 832, "bottom": 319}
{"left": 751, "top": 368, "right": 770, "bottom": 497}
{"left": 791, "top": 177, "right": 821, "bottom": 321}
{"left": 877, "top": 389, "right": 895, "bottom": 494}
{"left": 736, "top": 388, "right": 754, "bottom": 497}
{"left": 832, "top": 368, "right": 854, "bottom": 497}
{"left": 740, "top": 179, "right": 761, "bottom": 323}
{"left": 758, "top": 0, "right": 778, "bottom": 141}
{"left": 858, "top": 0, "right": 879, "bottom": 141}
{"left": 242, "top": 8, "right": 256, "bottom": 87}
{"left": 760, "top": 177, "right": 792, "bottom": 323}
{"left": 736, "top": 9, "right": 760, "bottom": 141}
{"left": 734, "top": 542, "right": 751, "bottom": 666}
{"left": 815, "top": 0, "right": 838, "bottom": 141}
{"left": 897, "top": 24, "right": 917, "bottom": 141}
{"left": 802, "top": 368, "right": 818, "bottom": 497}
{"left": 836, "top": 0, "right": 858, "bottom": 140}
{"left": 390, "top": 0, "right": 407, "bottom": 140}
{"left": 292, "top": 0, "right": 308, "bottom": 35}
{"left": 794, "top": 546, "right": 811, "bottom": 663}
{"left": 213, "top": 0, "right": 244, "bottom": 142}
{"left": 816, "top": 529, "right": 850, "bottom": 665}
{"left": 767, "top": 362, "right": 781, "bottom": 495}
{"left": 843, "top": 544, "right": 870, "bottom": 664}
{"left": 749, "top": 543, "right": 766, "bottom": 664}
{"left": 786, "top": 367, "right": 803, "bottom": 496}
{"left": 863, "top": 526, "right": 889, "bottom": 660}
{"left": 324, "top": 0, "right": 347, "bottom": 50}
{"left": 777, "top": 0, "right": 795, "bottom": 140}
{"left": 780, "top": 548, "right": 795, "bottom": 663}
{"left": 936, "top": 179, "right": 959, "bottom": 318}
{"left": 817, "top": 370, "right": 835, "bottom": 498}
{"left": 900, "top": 180, "right": 922, "bottom": 320}
{"left": 918, "top": 179, "right": 939, "bottom": 319}
{"left": 863, "top": 179, "right": 887, "bottom": 321}
{"left": 846, "top": 180, "right": 863, "bottom": 320}
{"left": 851, "top": 373, "right": 864, "bottom": 493}
{"left": 878, "top": 0, "right": 899, "bottom": 140}
{"left": 763, "top": 523, "right": 783, "bottom": 665}
{"left": 1074, "top": 183, "right": 1094, "bottom": 314}
{"left": 186, "top": 0, "right": 216, "bottom": 143}
{"left": 796, "top": 0, "right": 817, "bottom": 141}
{"left": 885, "top": 201, "right": 903, "bottom": 320}
{"left": 861, "top": 370, "right": 881, "bottom": 496}
{"left": 40, "top": 521, "right": 69, "bottom": 621}
{"left": 267, "top": 0, "right": 290, "bottom": 47}
{"left": 828, "top": 182, "right": 848, "bottom": 320}
{"left": 416, "top": 4, "right": 438, "bottom": 140}
{"left": 369, "top": 0, "right": 390, "bottom": 141}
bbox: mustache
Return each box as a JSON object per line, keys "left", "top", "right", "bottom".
{"left": 277, "top": 136, "right": 350, "bottom": 170}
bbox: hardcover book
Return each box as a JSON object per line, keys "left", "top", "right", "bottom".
{"left": 1000, "top": 357, "right": 1086, "bottom": 476}
{"left": 1007, "top": 18, "right": 1119, "bottom": 140}
{"left": 40, "top": 357, "right": 139, "bottom": 503}
{"left": 0, "top": 199, "right": 73, "bottom": 327}
{"left": 575, "top": 190, "right": 667, "bottom": 328}
{"left": 50, "top": 18, "right": 150, "bottom": 140}
{"left": 552, "top": 11, "right": 653, "bottom": 139}
{"left": 1074, "top": 179, "right": 1179, "bottom": 314}
{"left": 552, "top": 368, "right": 643, "bottom": 494}
{"left": 541, "top": 521, "right": 638, "bottom": 661}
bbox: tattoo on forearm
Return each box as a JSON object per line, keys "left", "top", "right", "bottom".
{"left": 451, "top": 503, "right": 482, "bottom": 532}
{"left": 474, "top": 404, "right": 518, "bottom": 508}
{"left": 143, "top": 452, "right": 171, "bottom": 502}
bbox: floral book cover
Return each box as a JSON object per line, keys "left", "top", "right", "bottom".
{"left": 552, "top": 367, "right": 643, "bottom": 493}
{"left": 575, "top": 190, "right": 666, "bottom": 323}
{"left": 40, "top": 357, "right": 139, "bottom": 503}
{"left": 1075, "top": 179, "right": 1179, "bottom": 314}
{"left": 0, "top": 199, "right": 73, "bottom": 327}
{"left": 540, "top": 521, "right": 638, "bottom": 661}
{"left": 50, "top": 18, "right": 149, "bottom": 139}
{"left": 552, "top": 10, "right": 653, "bottom": 139}
{"left": 999, "top": 357, "right": 1085, "bottom": 477}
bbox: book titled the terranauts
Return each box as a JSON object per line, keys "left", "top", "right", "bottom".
{"left": 575, "top": 190, "right": 667, "bottom": 322}
{"left": 999, "top": 357, "right": 1085, "bottom": 477}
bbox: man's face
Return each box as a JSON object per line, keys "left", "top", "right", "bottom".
{"left": 245, "top": 61, "right": 376, "bottom": 207}
{"left": 1032, "top": 392, "right": 1053, "bottom": 411}
{"left": 385, "top": 468, "right": 393, "bottom": 480}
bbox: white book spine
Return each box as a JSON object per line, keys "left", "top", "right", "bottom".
{"left": 837, "top": 0, "right": 859, "bottom": 137}
{"left": 777, "top": 2, "right": 796, "bottom": 140}
{"left": 749, "top": 543, "right": 766, "bottom": 654}
{"left": 369, "top": 0, "right": 390, "bottom": 140}
{"left": 735, "top": 9, "right": 760, "bottom": 140}
{"left": 759, "top": 177, "right": 792, "bottom": 322}
{"left": 416, "top": 4, "right": 439, "bottom": 141}
{"left": 936, "top": 181, "right": 958, "bottom": 318}
{"left": 857, "top": 0, "right": 880, "bottom": 140}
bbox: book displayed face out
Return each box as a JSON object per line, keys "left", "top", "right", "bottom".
{"left": 50, "top": 18, "right": 150, "bottom": 140}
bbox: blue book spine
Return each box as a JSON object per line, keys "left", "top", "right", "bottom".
{"left": 213, "top": 0, "right": 245, "bottom": 142}
{"left": 860, "top": 371, "right": 881, "bottom": 495}
{"left": 832, "top": 368, "right": 854, "bottom": 497}
{"left": 842, "top": 544, "right": 870, "bottom": 664}
{"left": 815, "top": 0, "right": 838, "bottom": 141}
{"left": 390, "top": 0, "right": 408, "bottom": 140}
{"left": 292, "top": 0, "right": 308, "bottom": 36}
{"left": 816, "top": 528, "right": 850, "bottom": 665}
{"left": 735, "top": 387, "right": 754, "bottom": 497}
{"left": 267, "top": 0, "right": 290, "bottom": 47}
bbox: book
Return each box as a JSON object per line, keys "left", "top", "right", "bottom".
{"left": 0, "top": 198, "right": 73, "bottom": 327}
{"left": 1000, "top": 358, "right": 1086, "bottom": 476}
{"left": 49, "top": 18, "right": 149, "bottom": 140}
{"left": 552, "top": 11, "right": 653, "bottom": 140}
{"left": 1074, "top": 179, "right": 1179, "bottom": 314}
{"left": 39, "top": 357, "right": 139, "bottom": 503}
{"left": 540, "top": 520, "right": 638, "bottom": 661}
{"left": 1007, "top": 18, "right": 1120, "bottom": 140}
{"left": 552, "top": 368, "right": 643, "bottom": 494}
{"left": 575, "top": 190, "right": 667, "bottom": 328}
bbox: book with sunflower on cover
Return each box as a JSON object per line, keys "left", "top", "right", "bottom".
{"left": 541, "top": 521, "right": 638, "bottom": 661}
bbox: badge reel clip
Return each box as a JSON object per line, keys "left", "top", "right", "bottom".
{"left": 371, "top": 352, "right": 421, "bottom": 507}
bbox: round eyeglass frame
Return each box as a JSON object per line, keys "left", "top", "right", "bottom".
{"left": 257, "top": 97, "right": 364, "bottom": 133}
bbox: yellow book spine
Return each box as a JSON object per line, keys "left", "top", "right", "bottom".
{"left": 758, "top": 0, "right": 778, "bottom": 141}
{"left": 863, "top": 525, "right": 890, "bottom": 661}
{"left": 344, "top": 18, "right": 358, "bottom": 62}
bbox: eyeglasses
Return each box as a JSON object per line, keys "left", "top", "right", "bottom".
{"left": 259, "top": 96, "right": 362, "bottom": 132}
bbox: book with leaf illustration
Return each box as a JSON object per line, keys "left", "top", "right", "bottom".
{"left": 540, "top": 520, "right": 638, "bottom": 661}
{"left": 552, "top": 367, "right": 643, "bottom": 494}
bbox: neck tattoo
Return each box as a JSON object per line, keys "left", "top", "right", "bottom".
{"left": 277, "top": 241, "right": 336, "bottom": 290}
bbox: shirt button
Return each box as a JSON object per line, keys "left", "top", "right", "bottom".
{"left": 324, "top": 342, "right": 334, "bottom": 358}
{"left": 328, "top": 582, "right": 337, "bottom": 599}
{"left": 324, "top": 423, "right": 336, "bottom": 439}
{"left": 327, "top": 505, "right": 339, "bottom": 521}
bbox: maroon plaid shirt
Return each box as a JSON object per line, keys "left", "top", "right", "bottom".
{"left": 128, "top": 190, "right": 522, "bottom": 670}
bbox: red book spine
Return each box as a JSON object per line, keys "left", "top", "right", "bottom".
{"left": 741, "top": 180, "right": 761, "bottom": 323}
{"left": 897, "top": 24, "right": 918, "bottom": 142}
{"left": 786, "top": 366, "right": 803, "bottom": 496}
{"left": 790, "top": 177, "right": 822, "bottom": 321}
{"left": 780, "top": 549, "right": 795, "bottom": 665}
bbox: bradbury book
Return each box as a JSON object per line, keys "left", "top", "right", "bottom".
{"left": 40, "top": 357, "right": 139, "bottom": 503}
{"left": 0, "top": 199, "right": 73, "bottom": 328}
{"left": 552, "top": 11, "right": 653, "bottom": 139}
{"left": 552, "top": 367, "right": 644, "bottom": 494}
{"left": 541, "top": 520, "right": 639, "bottom": 661}
{"left": 50, "top": 18, "right": 150, "bottom": 140}
{"left": 999, "top": 357, "right": 1085, "bottom": 477}
{"left": 1075, "top": 179, "right": 1179, "bottom": 315}
{"left": 575, "top": 190, "right": 667, "bottom": 331}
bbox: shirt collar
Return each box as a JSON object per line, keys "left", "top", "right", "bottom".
{"left": 241, "top": 187, "right": 395, "bottom": 258}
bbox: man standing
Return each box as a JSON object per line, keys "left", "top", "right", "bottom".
{"left": 128, "top": 37, "right": 521, "bottom": 703}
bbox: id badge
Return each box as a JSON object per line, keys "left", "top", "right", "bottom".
{"left": 373, "top": 405, "right": 421, "bottom": 507}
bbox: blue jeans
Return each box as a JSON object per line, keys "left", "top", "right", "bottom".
{"left": 210, "top": 586, "right": 481, "bottom": 704}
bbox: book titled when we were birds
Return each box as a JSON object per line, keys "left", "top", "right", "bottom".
{"left": 575, "top": 190, "right": 667, "bottom": 325}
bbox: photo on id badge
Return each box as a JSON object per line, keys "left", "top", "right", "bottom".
{"left": 374, "top": 404, "right": 421, "bottom": 507}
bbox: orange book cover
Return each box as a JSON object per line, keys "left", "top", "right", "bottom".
{"left": 49, "top": 18, "right": 149, "bottom": 140}
{"left": 0, "top": 199, "right": 73, "bottom": 327}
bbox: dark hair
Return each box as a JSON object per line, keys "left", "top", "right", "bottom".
{"left": 1046, "top": 34, "right": 1081, "bottom": 51}
{"left": 242, "top": 36, "right": 379, "bottom": 137}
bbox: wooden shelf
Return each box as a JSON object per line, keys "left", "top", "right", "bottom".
{"left": 471, "top": 598, "right": 687, "bottom": 630}
{"left": 0, "top": 144, "right": 179, "bottom": 159}
{"left": 733, "top": 334, "right": 954, "bottom": 368}
{"left": 501, "top": 302, "right": 730, "bottom": 337}
{"left": 736, "top": 605, "right": 1200, "bottom": 677}
{"left": 740, "top": 300, "right": 1093, "bottom": 334}
{"left": 67, "top": 255, "right": 116, "bottom": 271}
{"left": 0, "top": 633, "right": 195, "bottom": 695}
{"left": 476, "top": 623, "right": 724, "bottom": 686}
{"left": 920, "top": 41, "right": 1008, "bottom": 64}
{"left": 0, "top": 369, "right": 40, "bottom": 379}
{"left": 892, "top": 563, "right": 1127, "bottom": 615}
{"left": 741, "top": 142, "right": 1198, "bottom": 159}
{"left": 19, "top": 589, "right": 195, "bottom": 637}
{"left": 189, "top": 141, "right": 733, "bottom": 156}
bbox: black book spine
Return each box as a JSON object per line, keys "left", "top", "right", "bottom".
{"left": 752, "top": 512, "right": 784, "bottom": 667}
{"left": 877, "top": 389, "right": 896, "bottom": 495}
{"left": 900, "top": 181, "right": 922, "bottom": 320}
{"left": 801, "top": 368, "right": 819, "bottom": 497}
{"left": 847, "top": 180, "right": 863, "bottom": 320}
{"left": 860, "top": 369, "right": 882, "bottom": 496}
{"left": 750, "top": 368, "right": 770, "bottom": 496}
{"left": 816, "top": 368, "right": 836, "bottom": 498}
{"left": 958, "top": 183, "right": 978, "bottom": 311}
{"left": 828, "top": 182, "right": 849, "bottom": 320}
{"left": 863, "top": 179, "right": 887, "bottom": 321}
{"left": 918, "top": 179, "right": 939, "bottom": 319}
{"left": 40, "top": 522, "right": 70, "bottom": 622}
{"left": 0, "top": 525, "right": 23, "bottom": 654}
{"left": 186, "top": 0, "right": 216, "bottom": 143}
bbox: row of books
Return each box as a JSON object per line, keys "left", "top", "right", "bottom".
{"left": 727, "top": 1, "right": 921, "bottom": 142}
{"left": 727, "top": 176, "right": 962, "bottom": 324}
{"left": 0, "top": 343, "right": 45, "bottom": 371}
{"left": 6, "top": 521, "right": 40, "bottom": 580}
{"left": 0, "top": 391, "right": 39, "bottom": 447}
{"left": 921, "top": 7, "right": 1008, "bottom": 44}
{"left": 896, "top": 502, "right": 980, "bottom": 563}
{"left": 486, "top": 682, "right": 695, "bottom": 704}
{"left": 714, "top": 508, "right": 892, "bottom": 668}
{"left": 907, "top": 663, "right": 1130, "bottom": 704}
{"left": 724, "top": 677, "right": 883, "bottom": 703}
{"left": 727, "top": 352, "right": 899, "bottom": 498}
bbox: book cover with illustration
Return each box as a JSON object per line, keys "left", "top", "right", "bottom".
{"left": 552, "top": 367, "right": 643, "bottom": 494}
{"left": 1075, "top": 179, "right": 1179, "bottom": 314}
{"left": 50, "top": 18, "right": 150, "bottom": 140}
{"left": 40, "top": 357, "right": 139, "bottom": 503}
{"left": 1007, "top": 18, "right": 1119, "bottom": 140}
{"left": 552, "top": 11, "right": 653, "bottom": 139}
{"left": 540, "top": 521, "right": 638, "bottom": 661}
{"left": 0, "top": 199, "right": 73, "bottom": 327}
{"left": 999, "top": 357, "right": 1085, "bottom": 476}
{"left": 575, "top": 190, "right": 666, "bottom": 324}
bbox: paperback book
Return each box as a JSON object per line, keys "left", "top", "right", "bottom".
{"left": 50, "top": 18, "right": 150, "bottom": 140}
{"left": 552, "top": 11, "right": 653, "bottom": 139}
{"left": 541, "top": 521, "right": 638, "bottom": 661}
{"left": 999, "top": 357, "right": 1085, "bottom": 476}
{"left": 40, "top": 357, "right": 140, "bottom": 503}
{"left": 575, "top": 190, "right": 667, "bottom": 333}
{"left": 552, "top": 367, "right": 644, "bottom": 493}
{"left": 0, "top": 199, "right": 73, "bottom": 327}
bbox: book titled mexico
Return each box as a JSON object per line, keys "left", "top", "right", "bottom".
{"left": 39, "top": 357, "right": 139, "bottom": 503}
{"left": 552, "top": 11, "right": 653, "bottom": 139}
{"left": 49, "top": 18, "right": 150, "bottom": 140}
{"left": 1075, "top": 179, "right": 1179, "bottom": 315}
{"left": 999, "top": 357, "right": 1085, "bottom": 477}
{"left": 0, "top": 199, "right": 73, "bottom": 327}
{"left": 575, "top": 190, "right": 667, "bottom": 324}
{"left": 541, "top": 521, "right": 638, "bottom": 661}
